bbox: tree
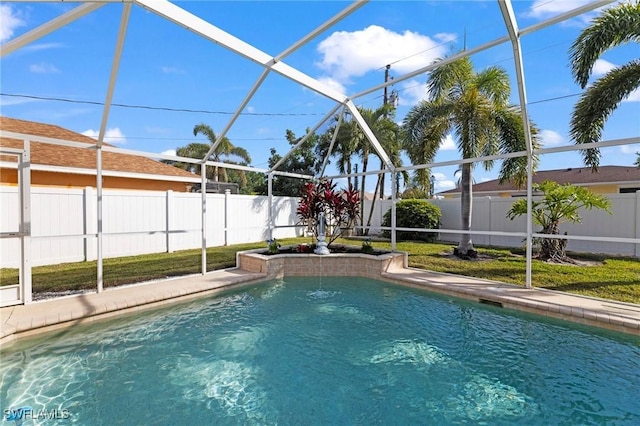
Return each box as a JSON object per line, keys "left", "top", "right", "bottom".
{"left": 192, "top": 123, "right": 251, "bottom": 183}
{"left": 403, "top": 55, "right": 539, "bottom": 258}
{"left": 568, "top": 1, "right": 640, "bottom": 170}
{"left": 260, "top": 129, "right": 320, "bottom": 196}
{"left": 317, "top": 105, "right": 401, "bottom": 234}
{"left": 635, "top": 152, "right": 640, "bottom": 168}
{"left": 506, "top": 180, "right": 612, "bottom": 262}
{"left": 168, "top": 124, "right": 253, "bottom": 192}
{"left": 315, "top": 113, "right": 358, "bottom": 189}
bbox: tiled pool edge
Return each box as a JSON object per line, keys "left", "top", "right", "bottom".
{"left": 238, "top": 249, "right": 640, "bottom": 336}
{"left": 0, "top": 269, "right": 268, "bottom": 346}
{"left": 380, "top": 268, "right": 640, "bottom": 336}
{"left": 1, "top": 249, "right": 639, "bottom": 346}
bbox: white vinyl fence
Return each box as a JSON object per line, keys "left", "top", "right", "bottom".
{"left": 364, "top": 192, "right": 640, "bottom": 257}
{"left": 1, "top": 187, "right": 639, "bottom": 268}
{"left": 0, "top": 187, "right": 303, "bottom": 268}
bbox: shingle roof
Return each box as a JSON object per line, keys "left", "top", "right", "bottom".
{"left": 441, "top": 166, "right": 640, "bottom": 194}
{"left": 0, "top": 116, "right": 198, "bottom": 179}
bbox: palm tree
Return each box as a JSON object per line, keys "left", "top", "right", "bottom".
{"left": 353, "top": 105, "right": 398, "bottom": 233}
{"left": 569, "top": 1, "right": 640, "bottom": 170}
{"left": 403, "top": 56, "right": 538, "bottom": 257}
{"left": 192, "top": 123, "right": 251, "bottom": 183}
{"left": 365, "top": 127, "right": 409, "bottom": 233}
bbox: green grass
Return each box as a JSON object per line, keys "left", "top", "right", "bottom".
{"left": 1, "top": 238, "right": 639, "bottom": 304}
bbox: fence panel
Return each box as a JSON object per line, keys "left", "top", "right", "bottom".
{"left": 171, "top": 192, "right": 205, "bottom": 251}
{"left": 1, "top": 188, "right": 637, "bottom": 268}
{"left": 102, "top": 190, "right": 167, "bottom": 258}
{"left": 0, "top": 187, "right": 20, "bottom": 268}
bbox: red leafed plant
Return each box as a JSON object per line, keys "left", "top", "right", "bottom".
{"left": 296, "top": 179, "right": 360, "bottom": 246}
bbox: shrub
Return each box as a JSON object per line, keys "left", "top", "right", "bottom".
{"left": 382, "top": 199, "right": 441, "bottom": 241}
{"left": 296, "top": 179, "right": 360, "bottom": 246}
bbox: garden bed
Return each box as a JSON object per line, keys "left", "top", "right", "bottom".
{"left": 236, "top": 246, "right": 407, "bottom": 280}
{"left": 260, "top": 243, "right": 388, "bottom": 256}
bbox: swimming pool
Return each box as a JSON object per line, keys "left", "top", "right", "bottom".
{"left": 1, "top": 276, "right": 639, "bottom": 425}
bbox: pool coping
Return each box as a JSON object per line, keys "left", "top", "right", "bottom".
{"left": 1, "top": 249, "right": 639, "bottom": 346}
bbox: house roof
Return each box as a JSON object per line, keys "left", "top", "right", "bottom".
{"left": 441, "top": 166, "right": 640, "bottom": 194}
{"left": 0, "top": 116, "right": 198, "bottom": 180}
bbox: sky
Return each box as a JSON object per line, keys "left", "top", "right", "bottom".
{"left": 1, "top": 0, "right": 638, "bottom": 194}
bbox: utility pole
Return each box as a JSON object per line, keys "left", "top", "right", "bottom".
{"left": 383, "top": 64, "right": 390, "bottom": 106}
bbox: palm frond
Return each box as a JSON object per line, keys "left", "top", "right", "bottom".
{"left": 570, "top": 60, "right": 640, "bottom": 169}
{"left": 569, "top": 2, "right": 640, "bottom": 88}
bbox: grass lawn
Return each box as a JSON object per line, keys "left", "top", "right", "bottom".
{"left": 1, "top": 238, "right": 639, "bottom": 304}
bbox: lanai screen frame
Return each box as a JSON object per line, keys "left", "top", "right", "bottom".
{"left": 1, "top": 0, "right": 638, "bottom": 301}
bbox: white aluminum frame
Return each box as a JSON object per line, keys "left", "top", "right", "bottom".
{"left": 1, "top": 0, "right": 636, "bottom": 299}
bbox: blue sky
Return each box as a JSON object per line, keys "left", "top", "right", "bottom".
{"left": 1, "top": 0, "right": 638, "bottom": 194}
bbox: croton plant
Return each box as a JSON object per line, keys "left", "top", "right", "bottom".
{"left": 296, "top": 179, "right": 360, "bottom": 246}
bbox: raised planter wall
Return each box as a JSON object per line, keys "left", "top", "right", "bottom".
{"left": 237, "top": 248, "right": 408, "bottom": 280}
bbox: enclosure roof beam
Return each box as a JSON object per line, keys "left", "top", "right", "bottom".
{"left": 520, "top": 0, "right": 615, "bottom": 37}
{"left": 320, "top": 106, "right": 348, "bottom": 177}
{"left": 97, "top": 3, "right": 131, "bottom": 148}
{"left": 350, "top": 0, "right": 615, "bottom": 102}
{"left": 135, "top": 0, "right": 348, "bottom": 104}
{"left": 269, "top": 103, "right": 342, "bottom": 173}
{"left": 345, "top": 100, "right": 394, "bottom": 171}
{"left": 0, "top": 2, "right": 106, "bottom": 58}
{"left": 274, "top": 0, "right": 367, "bottom": 62}
{"left": 203, "top": 2, "right": 364, "bottom": 165}
{"left": 351, "top": 35, "right": 509, "bottom": 100}
{"left": 200, "top": 69, "right": 271, "bottom": 165}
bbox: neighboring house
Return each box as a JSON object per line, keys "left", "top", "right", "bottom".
{"left": 440, "top": 166, "right": 640, "bottom": 198}
{"left": 0, "top": 116, "right": 199, "bottom": 191}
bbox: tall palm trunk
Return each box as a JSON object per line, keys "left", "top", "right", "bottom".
{"left": 456, "top": 162, "right": 476, "bottom": 257}
{"left": 365, "top": 172, "right": 383, "bottom": 235}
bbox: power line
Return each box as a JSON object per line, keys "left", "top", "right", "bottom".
{"left": 0, "top": 93, "right": 324, "bottom": 117}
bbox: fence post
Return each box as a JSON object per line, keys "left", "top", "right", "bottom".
{"left": 166, "top": 190, "right": 173, "bottom": 253}
{"left": 83, "top": 186, "right": 96, "bottom": 261}
{"left": 487, "top": 197, "right": 492, "bottom": 247}
{"left": 224, "top": 189, "right": 230, "bottom": 246}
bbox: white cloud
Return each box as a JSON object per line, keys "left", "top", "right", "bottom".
{"left": 29, "top": 62, "right": 59, "bottom": 73}
{"left": 0, "top": 4, "right": 25, "bottom": 42}
{"left": 592, "top": 59, "right": 615, "bottom": 76}
{"left": 539, "top": 129, "right": 564, "bottom": 147}
{"left": 526, "top": 0, "right": 593, "bottom": 18}
{"left": 316, "top": 76, "right": 346, "bottom": 95}
{"left": 620, "top": 144, "right": 640, "bottom": 154}
{"left": 246, "top": 106, "right": 255, "bottom": 114}
{"left": 398, "top": 79, "right": 427, "bottom": 106}
{"left": 161, "top": 149, "right": 176, "bottom": 156}
{"left": 624, "top": 88, "right": 640, "bottom": 103}
{"left": 432, "top": 172, "right": 455, "bottom": 192}
{"left": 441, "top": 134, "right": 456, "bottom": 151}
{"left": 316, "top": 25, "right": 447, "bottom": 85}
{"left": 82, "top": 128, "right": 127, "bottom": 145}
{"left": 589, "top": 59, "right": 639, "bottom": 103}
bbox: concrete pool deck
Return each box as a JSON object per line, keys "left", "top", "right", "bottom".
{"left": 1, "top": 251, "right": 639, "bottom": 345}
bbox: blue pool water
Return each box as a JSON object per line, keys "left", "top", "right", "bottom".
{"left": 1, "top": 277, "right": 639, "bottom": 425}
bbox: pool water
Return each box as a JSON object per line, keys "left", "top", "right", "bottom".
{"left": 1, "top": 277, "right": 639, "bottom": 425}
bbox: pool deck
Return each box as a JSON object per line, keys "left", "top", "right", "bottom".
{"left": 1, "top": 261, "right": 639, "bottom": 346}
